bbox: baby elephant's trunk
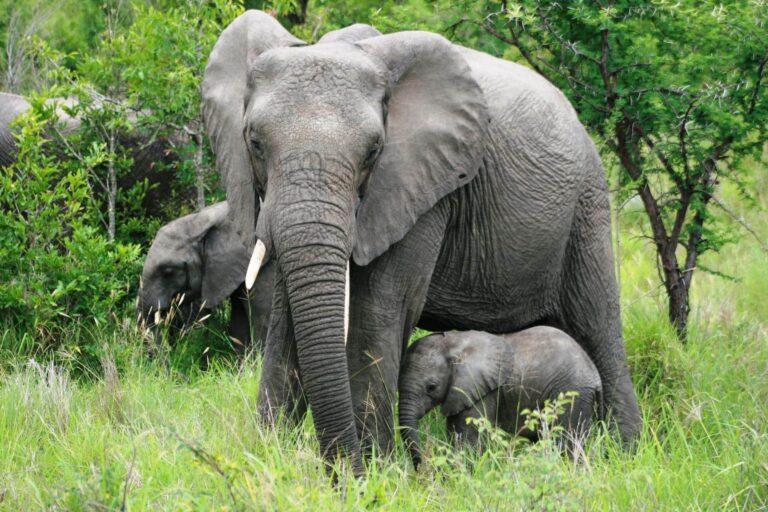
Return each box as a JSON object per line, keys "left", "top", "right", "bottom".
{"left": 398, "top": 400, "right": 424, "bottom": 468}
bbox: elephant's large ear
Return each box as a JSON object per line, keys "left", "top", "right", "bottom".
{"left": 352, "top": 32, "right": 488, "bottom": 265}
{"left": 442, "top": 332, "right": 514, "bottom": 417}
{"left": 192, "top": 203, "right": 250, "bottom": 308}
{"left": 202, "top": 10, "right": 305, "bottom": 248}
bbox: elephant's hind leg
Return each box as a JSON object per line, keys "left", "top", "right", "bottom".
{"left": 559, "top": 180, "right": 642, "bottom": 446}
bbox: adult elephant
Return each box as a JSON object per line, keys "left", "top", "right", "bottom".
{"left": 0, "top": 92, "right": 181, "bottom": 218}
{"left": 138, "top": 201, "right": 275, "bottom": 352}
{"left": 202, "top": 12, "right": 641, "bottom": 474}
{"left": 0, "top": 92, "right": 80, "bottom": 167}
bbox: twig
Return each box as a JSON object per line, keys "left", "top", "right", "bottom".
{"left": 120, "top": 445, "right": 137, "bottom": 512}
{"left": 708, "top": 194, "right": 768, "bottom": 254}
{"left": 173, "top": 432, "right": 241, "bottom": 511}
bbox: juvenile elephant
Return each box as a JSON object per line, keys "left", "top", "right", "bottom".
{"left": 138, "top": 201, "right": 275, "bottom": 351}
{"left": 398, "top": 327, "right": 603, "bottom": 468}
{"left": 202, "top": 12, "right": 640, "bottom": 473}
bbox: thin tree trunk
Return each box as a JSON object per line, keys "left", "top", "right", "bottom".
{"left": 107, "top": 131, "right": 116, "bottom": 242}
{"left": 193, "top": 10, "right": 206, "bottom": 211}
{"left": 659, "top": 246, "right": 689, "bottom": 339}
{"left": 666, "top": 274, "right": 690, "bottom": 338}
{"left": 614, "top": 119, "right": 693, "bottom": 340}
{"left": 613, "top": 186, "right": 622, "bottom": 295}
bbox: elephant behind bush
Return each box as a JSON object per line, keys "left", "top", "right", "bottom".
{"left": 0, "top": 91, "right": 185, "bottom": 220}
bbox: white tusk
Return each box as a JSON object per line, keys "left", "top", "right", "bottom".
{"left": 178, "top": 292, "right": 185, "bottom": 306}
{"left": 246, "top": 239, "right": 267, "bottom": 290}
{"left": 154, "top": 310, "right": 162, "bottom": 325}
{"left": 344, "top": 261, "right": 350, "bottom": 345}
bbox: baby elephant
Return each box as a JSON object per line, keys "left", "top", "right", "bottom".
{"left": 398, "top": 326, "right": 602, "bottom": 467}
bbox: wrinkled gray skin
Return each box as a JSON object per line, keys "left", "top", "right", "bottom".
{"left": 202, "top": 12, "right": 640, "bottom": 474}
{"left": 138, "top": 201, "right": 275, "bottom": 351}
{"left": 399, "top": 327, "right": 603, "bottom": 468}
{"left": 0, "top": 93, "right": 33, "bottom": 167}
{"left": 0, "top": 92, "right": 182, "bottom": 217}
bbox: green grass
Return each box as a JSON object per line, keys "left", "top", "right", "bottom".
{"left": 1, "top": 177, "right": 767, "bottom": 510}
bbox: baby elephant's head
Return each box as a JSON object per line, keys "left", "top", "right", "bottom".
{"left": 398, "top": 331, "right": 514, "bottom": 468}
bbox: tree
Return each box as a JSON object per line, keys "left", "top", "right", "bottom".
{"left": 468, "top": 1, "right": 768, "bottom": 340}
{"left": 57, "top": 0, "right": 135, "bottom": 242}
{"left": 1, "top": 1, "right": 57, "bottom": 92}
{"left": 0, "top": 91, "right": 141, "bottom": 339}
{"left": 28, "top": 0, "right": 242, "bottom": 243}
{"left": 115, "top": 0, "right": 242, "bottom": 211}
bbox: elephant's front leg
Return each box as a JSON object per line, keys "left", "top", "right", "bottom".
{"left": 346, "top": 205, "right": 449, "bottom": 456}
{"left": 257, "top": 269, "right": 306, "bottom": 427}
{"left": 447, "top": 394, "right": 496, "bottom": 450}
{"left": 228, "top": 286, "right": 251, "bottom": 355}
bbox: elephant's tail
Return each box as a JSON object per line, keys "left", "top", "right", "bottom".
{"left": 595, "top": 385, "right": 606, "bottom": 423}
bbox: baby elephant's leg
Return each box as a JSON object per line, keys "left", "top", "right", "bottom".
{"left": 446, "top": 395, "right": 498, "bottom": 449}
{"left": 558, "top": 389, "right": 599, "bottom": 454}
{"left": 446, "top": 408, "right": 481, "bottom": 448}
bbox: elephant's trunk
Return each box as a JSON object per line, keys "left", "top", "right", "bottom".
{"left": 398, "top": 397, "right": 424, "bottom": 468}
{"left": 269, "top": 153, "right": 362, "bottom": 474}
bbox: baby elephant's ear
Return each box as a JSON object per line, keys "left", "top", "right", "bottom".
{"left": 188, "top": 204, "right": 249, "bottom": 309}
{"left": 442, "top": 332, "right": 515, "bottom": 417}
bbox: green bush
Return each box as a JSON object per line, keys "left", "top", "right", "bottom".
{"left": 0, "top": 97, "right": 141, "bottom": 355}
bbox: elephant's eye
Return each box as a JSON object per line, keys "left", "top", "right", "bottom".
{"left": 362, "top": 141, "right": 381, "bottom": 169}
{"left": 249, "top": 137, "right": 265, "bottom": 159}
{"left": 426, "top": 383, "right": 437, "bottom": 395}
{"left": 160, "top": 266, "right": 178, "bottom": 278}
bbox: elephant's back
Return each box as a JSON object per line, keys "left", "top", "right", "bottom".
{"left": 0, "top": 93, "right": 30, "bottom": 125}
{"left": 503, "top": 326, "right": 602, "bottom": 392}
{"left": 456, "top": 46, "right": 593, "bottom": 172}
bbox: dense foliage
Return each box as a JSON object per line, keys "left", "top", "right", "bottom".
{"left": 0, "top": 98, "right": 141, "bottom": 337}
{"left": 0, "top": 2, "right": 241, "bottom": 356}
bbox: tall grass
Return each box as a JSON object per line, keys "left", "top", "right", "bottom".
{"left": 1, "top": 173, "right": 766, "bottom": 509}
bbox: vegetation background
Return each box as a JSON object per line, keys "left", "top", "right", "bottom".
{"left": 0, "top": 0, "right": 766, "bottom": 509}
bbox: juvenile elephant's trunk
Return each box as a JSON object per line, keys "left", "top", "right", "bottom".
{"left": 267, "top": 153, "right": 361, "bottom": 474}
{"left": 398, "top": 399, "right": 424, "bottom": 468}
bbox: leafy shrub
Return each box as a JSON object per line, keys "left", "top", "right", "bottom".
{"left": 422, "top": 393, "right": 587, "bottom": 510}
{"left": 0, "top": 95, "right": 141, "bottom": 354}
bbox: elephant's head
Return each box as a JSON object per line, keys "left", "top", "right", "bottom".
{"left": 202, "top": 11, "right": 487, "bottom": 470}
{"left": 398, "top": 331, "right": 514, "bottom": 468}
{"left": 138, "top": 201, "right": 248, "bottom": 330}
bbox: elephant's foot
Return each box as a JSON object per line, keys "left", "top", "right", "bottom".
{"left": 602, "top": 372, "right": 643, "bottom": 447}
